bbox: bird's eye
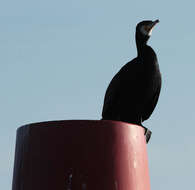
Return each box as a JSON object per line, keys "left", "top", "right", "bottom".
{"left": 144, "top": 25, "right": 150, "bottom": 32}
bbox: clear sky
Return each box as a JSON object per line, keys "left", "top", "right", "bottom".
{"left": 1, "top": 0, "right": 195, "bottom": 189}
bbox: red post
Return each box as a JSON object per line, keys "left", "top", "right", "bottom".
{"left": 12, "top": 120, "right": 150, "bottom": 190}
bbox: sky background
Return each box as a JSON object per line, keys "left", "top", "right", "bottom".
{"left": 1, "top": 0, "right": 195, "bottom": 189}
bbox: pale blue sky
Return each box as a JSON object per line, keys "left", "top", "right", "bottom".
{"left": 1, "top": 0, "right": 195, "bottom": 189}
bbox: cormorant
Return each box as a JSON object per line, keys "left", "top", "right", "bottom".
{"left": 102, "top": 20, "right": 161, "bottom": 131}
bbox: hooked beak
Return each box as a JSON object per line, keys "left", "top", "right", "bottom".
{"left": 148, "top": 19, "right": 159, "bottom": 36}
{"left": 151, "top": 19, "right": 159, "bottom": 28}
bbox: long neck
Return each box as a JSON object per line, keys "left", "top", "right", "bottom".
{"left": 135, "top": 32, "right": 149, "bottom": 57}
{"left": 136, "top": 40, "right": 157, "bottom": 65}
{"left": 136, "top": 41, "right": 147, "bottom": 57}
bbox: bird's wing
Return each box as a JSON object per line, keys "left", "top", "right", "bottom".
{"left": 102, "top": 59, "right": 140, "bottom": 119}
{"left": 102, "top": 71, "right": 122, "bottom": 119}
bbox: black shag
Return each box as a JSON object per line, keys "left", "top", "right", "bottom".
{"left": 102, "top": 20, "right": 161, "bottom": 128}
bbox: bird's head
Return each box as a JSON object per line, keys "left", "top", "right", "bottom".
{"left": 136, "top": 19, "right": 159, "bottom": 45}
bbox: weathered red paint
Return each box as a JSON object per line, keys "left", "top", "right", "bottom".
{"left": 12, "top": 120, "right": 150, "bottom": 190}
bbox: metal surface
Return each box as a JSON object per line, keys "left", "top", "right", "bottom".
{"left": 12, "top": 120, "right": 150, "bottom": 190}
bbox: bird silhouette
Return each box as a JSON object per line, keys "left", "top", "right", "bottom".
{"left": 102, "top": 20, "right": 161, "bottom": 136}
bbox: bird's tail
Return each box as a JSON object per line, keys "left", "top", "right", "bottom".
{"left": 140, "top": 124, "right": 152, "bottom": 143}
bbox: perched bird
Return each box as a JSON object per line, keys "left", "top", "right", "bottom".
{"left": 102, "top": 20, "right": 161, "bottom": 129}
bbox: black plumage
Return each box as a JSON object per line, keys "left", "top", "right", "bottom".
{"left": 102, "top": 20, "right": 161, "bottom": 126}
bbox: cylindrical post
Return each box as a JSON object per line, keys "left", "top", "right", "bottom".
{"left": 12, "top": 120, "right": 150, "bottom": 190}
